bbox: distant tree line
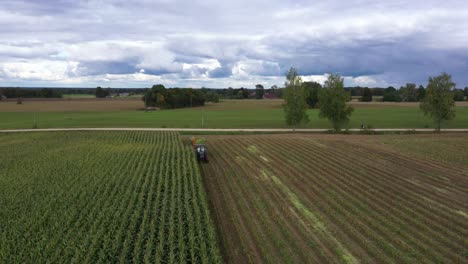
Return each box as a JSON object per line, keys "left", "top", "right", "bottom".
{"left": 282, "top": 68, "right": 463, "bottom": 131}
{"left": 0, "top": 88, "right": 63, "bottom": 98}
{"left": 75, "top": 87, "right": 148, "bottom": 96}
{"left": 219, "top": 87, "right": 250, "bottom": 99}
{"left": 143, "top": 84, "right": 207, "bottom": 109}
{"left": 345, "top": 84, "right": 467, "bottom": 102}
{"left": 2, "top": 81, "right": 466, "bottom": 106}
{"left": 196, "top": 86, "right": 282, "bottom": 100}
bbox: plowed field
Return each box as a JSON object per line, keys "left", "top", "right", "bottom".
{"left": 200, "top": 134, "right": 468, "bottom": 263}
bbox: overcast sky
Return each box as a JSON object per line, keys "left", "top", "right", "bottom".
{"left": 1, "top": 0, "right": 467, "bottom": 88}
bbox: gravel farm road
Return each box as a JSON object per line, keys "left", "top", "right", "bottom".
{"left": 1, "top": 128, "right": 468, "bottom": 133}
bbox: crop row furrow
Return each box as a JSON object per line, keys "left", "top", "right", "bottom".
{"left": 237, "top": 138, "right": 392, "bottom": 263}
{"left": 239, "top": 138, "right": 426, "bottom": 262}
{"left": 221, "top": 141, "right": 304, "bottom": 263}
{"left": 322, "top": 140, "right": 468, "bottom": 234}
{"left": 202, "top": 144, "right": 269, "bottom": 263}
{"left": 218, "top": 138, "right": 339, "bottom": 263}
{"left": 334, "top": 140, "right": 467, "bottom": 204}
{"left": 273, "top": 138, "right": 463, "bottom": 261}
{"left": 290, "top": 137, "right": 467, "bottom": 236}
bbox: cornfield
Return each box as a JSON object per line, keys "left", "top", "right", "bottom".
{"left": 0, "top": 131, "right": 221, "bottom": 263}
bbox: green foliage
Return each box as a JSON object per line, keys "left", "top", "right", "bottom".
{"left": 239, "top": 88, "right": 249, "bottom": 99}
{"left": 226, "top": 88, "right": 250, "bottom": 99}
{"left": 383, "top": 86, "right": 402, "bottom": 102}
{"left": 0, "top": 87, "right": 62, "bottom": 98}
{"left": 270, "top": 86, "right": 284, "bottom": 98}
{"left": 205, "top": 91, "right": 220, "bottom": 103}
{"left": 360, "top": 87, "right": 373, "bottom": 102}
{"left": 143, "top": 84, "right": 206, "bottom": 108}
{"left": 39, "top": 88, "right": 63, "bottom": 98}
{"left": 453, "top": 89, "right": 465, "bottom": 101}
{"left": 420, "top": 73, "right": 456, "bottom": 130}
{"left": 417, "top": 85, "right": 426, "bottom": 101}
{"left": 143, "top": 85, "right": 164, "bottom": 107}
{"left": 152, "top": 84, "right": 166, "bottom": 94}
{"left": 318, "top": 73, "right": 354, "bottom": 131}
{"left": 302, "top": 81, "right": 322, "bottom": 108}
{"left": 0, "top": 131, "right": 222, "bottom": 263}
{"left": 255, "top": 84, "right": 264, "bottom": 99}
{"left": 95, "top": 86, "right": 110, "bottom": 98}
{"left": 282, "top": 67, "right": 309, "bottom": 126}
{"left": 400, "top": 83, "right": 418, "bottom": 102}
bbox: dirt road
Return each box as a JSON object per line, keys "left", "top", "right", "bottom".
{"left": 1, "top": 128, "right": 468, "bottom": 133}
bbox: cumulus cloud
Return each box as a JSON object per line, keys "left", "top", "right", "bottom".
{"left": 0, "top": 0, "right": 468, "bottom": 87}
{"left": 0, "top": 60, "right": 79, "bottom": 81}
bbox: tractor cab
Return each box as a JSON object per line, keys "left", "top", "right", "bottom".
{"left": 191, "top": 137, "right": 208, "bottom": 162}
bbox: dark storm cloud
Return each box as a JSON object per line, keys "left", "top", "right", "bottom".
{"left": 0, "top": 0, "right": 79, "bottom": 15}
{"left": 1, "top": 0, "right": 468, "bottom": 87}
{"left": 209, "top": 64, "right": 233, "bottom": 78}
{"left": 75, "top": 60, "right": 140, "bottom": 76}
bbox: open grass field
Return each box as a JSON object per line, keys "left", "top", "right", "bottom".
{"left": 0, "top": 131, "right": 221, "bottom": 263}
{"left": 1, "top": 99, "right": 468, "bottom": 129}
{"left": 200, "top": 133, "right": 468, "bottom": 263}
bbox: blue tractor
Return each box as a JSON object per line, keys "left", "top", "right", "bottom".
{"left": 192, "top": 137, "right": 208, "bottom": 163}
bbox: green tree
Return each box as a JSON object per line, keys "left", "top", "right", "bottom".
{"left": 302, "top": 81, "right": 322, "bottom": 108}
{"left": 318, "top": 73, "right": 354, "bottom": 132}
{"left": 143, "top": 85, "right": 206, "bottom": 108}
{"left": 255, "top": 84, "right": 264, "bottom": 99}
{"left": 383, "top": 86, "right": 401, "bottom": 102}
{"left": 417, "top": 85, "right": 425, "bottom": 101}
{"left": 271, "top": 85, "right": 284, "bottom": 98}
{"left": 153, "top": 84, "right": 167, "bottom": 107}
{"left": 420, "top": 73, "right": 456, "bottom": 131}
{"left": 453, "top": 89, "right": 465, "bottom": 101}
{"left": 360, "top": 87, "right": 373, "bottom": 102}
{"left": 143, "top": 84, "right": 167, "bottom": 107}
{"left": 400, "top": 83, "right": 418, "bottom": 102}
{"left": 235, "top": 87, "right": 249, "bottom": 99}
{"left": 226, "top": 87, "right": 234, "bottom": 97}
{"left": 282, "top": 67, "right": 309, "bottom": 127}
{"left": 205, "top": 91, "right": 220, "bottom": 103}
{"left": 95, "top": 86, "right": 109, "bottom": 98}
